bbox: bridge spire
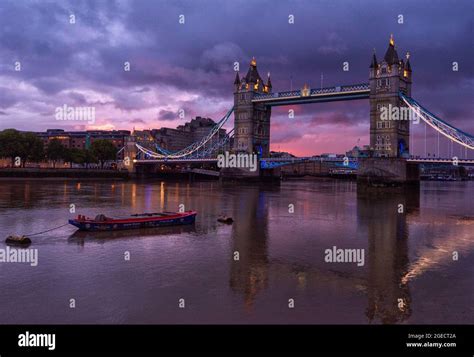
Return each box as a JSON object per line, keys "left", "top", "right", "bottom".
{"left": 244, "top": 57, "right": 264, "bottom": 89}
{"left": 384, "top": 34, "right": 399, "bottom": 64}
{"left": 234, "top": 71, "right": 241, "bottom": 92}
{"left": 250, "top": 56, "right": 257, "bottom": 67}
{"left": 266, "top": 72, "right": 272, "bottom": 92}
{"left": 234, "top": 71, "right": 240, "bottom": 84}
{"left": 405, "top": 52, "right": 412, "bottom": 71}
{"left": 370, "top": 49, "right": 378, "bottom": 68}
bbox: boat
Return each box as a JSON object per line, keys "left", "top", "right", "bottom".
{"left": 5, "top": 235, "right": 32, "bottom": 245}
{"left": 68, "top": 211, "right": 197, "bottom": 231}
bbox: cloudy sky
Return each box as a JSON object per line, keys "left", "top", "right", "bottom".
{"left": 0, "top": 0, "right": 472, "bottom": 156}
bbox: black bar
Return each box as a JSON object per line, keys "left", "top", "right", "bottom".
{"left": 0, "top": 325, "right": 472, "bottom": 355}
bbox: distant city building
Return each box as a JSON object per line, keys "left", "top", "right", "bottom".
{"left": 149, "top": 116, "right": 227, "bottom": 153}
{"left": 269, "top": 151, "right": 295, "bottom": 158}
{"left": 321, "top": 153, "right": 339, "bottom": 158}
{"left": 346, "top": 145, "right": 371, "bottom": 158}
{"left": 32, "top": 129, "right": 131, "bottom": 159}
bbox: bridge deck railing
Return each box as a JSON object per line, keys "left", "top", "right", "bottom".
{"left": 253, "top": 83, "right": 369, "bottom": 101}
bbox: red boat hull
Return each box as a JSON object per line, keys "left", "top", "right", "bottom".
{"left": 68, "top": 211, "right": 197, "bottom": 231}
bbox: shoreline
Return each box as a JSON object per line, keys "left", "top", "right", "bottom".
{"left": 0, "top": 168, "right": 129, "bottom": 180}
{"left": 0, "top": 168, "right": 471, "bottom": 182}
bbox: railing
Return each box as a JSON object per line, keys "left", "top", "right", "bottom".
{"left": 253, "top": 83, "right": 369, "bottom": 101}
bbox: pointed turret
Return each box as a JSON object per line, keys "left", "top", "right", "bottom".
{"left": 405, "top": 52, "right": 411, "bottom": 71}
{"left": 384, "top": 34, "right": 399, "bottom": 65}
{"left": 233, "top": 71, "right": 241, "bottom": 92}
{"left": 234, "top": 72, "right": 240, "bottom": 84}
{"left": 245, "top": 57, "right": 264, "bottom": 88}
{"left": 370, "top": 50, "right": 378, "bottom": 68}
{"left": 266, "top": 72, "right": 272, "bottom": 91}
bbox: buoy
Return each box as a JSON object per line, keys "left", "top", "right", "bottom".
{"left": 217, "top": 216, "right": 234, "bottom": 224}
{"left": 5, "top": 235, "right": 32, "bottom": 245}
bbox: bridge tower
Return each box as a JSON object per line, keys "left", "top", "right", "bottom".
{"left": 123, "top": 134, "right": 138, "bottom": 174}
{"left": 233, "top": 58, "right": 272, "bottom": 156}
{"left": 369, "top": 35, "right": 412, "bottom": 157}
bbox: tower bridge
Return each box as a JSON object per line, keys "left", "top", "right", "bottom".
{"left": 127, "top": 35, "right": 474, "bottom": 185}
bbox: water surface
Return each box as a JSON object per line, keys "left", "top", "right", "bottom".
{"left": 0, "top": 179, "right": 472, "bottom": 324}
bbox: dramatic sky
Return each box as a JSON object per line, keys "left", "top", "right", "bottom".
{"left": 0, "top": 0, "right": 472, "bottom": 156}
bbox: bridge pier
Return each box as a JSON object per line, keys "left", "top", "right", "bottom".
{"left": 357, "top": 158, "right": 419, "bottom": 192}
{"left": 220, "top": 166, "right": 281, "bottom": 183}
{"left": 123, "top": 135, "right": 138, "bottom": 177}
{"left": 220, "top": 166, "right": 261, "bottom": 182}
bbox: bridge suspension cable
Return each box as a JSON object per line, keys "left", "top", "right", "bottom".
{"left": 400, "top": 93, "right": 474, "bottom": 151}
{"left": 135, "top": 106, "right": 234, "bottom": 159}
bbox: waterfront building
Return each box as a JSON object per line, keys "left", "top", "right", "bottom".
{"left": 150, "top": 116, "right": 227, "bottom": 153}
{"left": 346, "top": 145, "right": 371, "bottom": 158}
{"left": 34, "top": 129, "right": 131, "bottom": 159}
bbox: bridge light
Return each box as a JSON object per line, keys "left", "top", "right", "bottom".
{"left": 404, "top": 70, "right": 408, "bottom": 77}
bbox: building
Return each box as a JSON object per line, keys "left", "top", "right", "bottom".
{"left": 346, "top": 145, "right": 371, "bottom": 158}
{"left": 34, "top": 129, "right": 131, "bottom": 159}
{"left": 369, "top": 35, "right": 412, "bottom": 157}
{"left": 269, "top": 151, "right": 295, "bottom": 158}
{"left": 150, "top": 116, "right": 227, "bottom": 153}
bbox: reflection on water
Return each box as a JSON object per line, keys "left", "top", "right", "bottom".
{"left": 0, "top": 179, "right": 472, "bottom": 324}
{"left": 69, "top": 225, "right": 197, "bottom": 245}
{"left": 357, "top": 191, "right": 418, "bottom": 324}
{"left": 229, "top": 187, "right": 270, "bottom": 311}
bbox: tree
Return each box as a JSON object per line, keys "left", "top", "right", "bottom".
{"left": 19, "top": 132, "right": 44, "bottom": 167}
{"left": 46, "top": 139, "right": 65, "bottom": 168}
{"left": 91, "top": 140, "right": 117, "bottom": 169}
{"left": 82, "top": 149, "right": 98, "bottom": 169}
{"left": 0, "top": 129, "right": 24, "bottom": 167}
{"left": 62, "top": 148, "right": 84, "bottom": 168}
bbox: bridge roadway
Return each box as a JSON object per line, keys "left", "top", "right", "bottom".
{"left": 133, "top": 157, "right": 355, "bottom": 164}
{"left": 251, "top": 83, "right": 370, "bottom": 106}
{"left": 134, "top": 157, "right": 474, "bottom": 166}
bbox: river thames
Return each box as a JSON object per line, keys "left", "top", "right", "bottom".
{"left": 0, "top": 179, "right": 472, "bottom": 324}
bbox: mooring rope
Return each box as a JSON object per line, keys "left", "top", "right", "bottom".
{"left": 23, "top": 223, "right": 70, "bottom": 237}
